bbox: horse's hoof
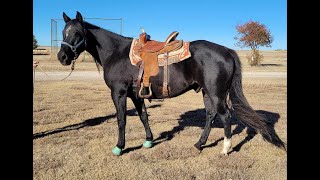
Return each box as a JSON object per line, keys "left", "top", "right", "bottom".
{"left": 112, "top": 146, "right": 122, "bottom": 156}
{"left": 143, "top": 140, "right": 153, "bottom": 148}
{"left": 220, "top": 150, "right": 229, "bottom": 156}
{"left": 221, "top": 137, "right": 232, "bottom": 156}
{"left": 194, "top": 143, "right": 202, "bottom": 151}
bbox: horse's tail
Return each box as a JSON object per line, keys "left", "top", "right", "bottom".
{"left": 228, "top": 49, "right": 286, "bottom": 151}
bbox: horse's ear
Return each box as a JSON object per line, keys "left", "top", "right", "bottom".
{"left": 63, "top": 12, "right": 71, "bottom": 23}
{"left": 76, "top": 11, "right": 83, "bottom": 24}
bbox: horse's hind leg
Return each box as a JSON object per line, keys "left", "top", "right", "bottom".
{"left": 219, "top": 107, "right": 232, "bottom": 155}
{"left": 214, "top": 96, "right": 232, "bottom": 155}
{"left": 203, "top": 90, "right": 232, "bottom": 155}
{"left": 194, "top": 91, "right": 217, "bottom": 151}
{"left": 130, "top": 96, "right": 153, "bottom": 148}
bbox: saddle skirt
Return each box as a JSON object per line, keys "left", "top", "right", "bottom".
{"left": 129, "top": 38, "right": 191, "bottom": 67}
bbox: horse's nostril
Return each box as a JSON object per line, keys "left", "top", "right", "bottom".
{"left": 62, "top": 54, "right": 67, "bottom": 60}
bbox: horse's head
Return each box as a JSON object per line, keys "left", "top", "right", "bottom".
{"left": 57, "top": 11, "right": 86, "bottom": 66}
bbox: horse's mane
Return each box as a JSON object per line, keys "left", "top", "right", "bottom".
{"left": 84, "top": 21, "right": 133, "bottom": 40}
{"left": 84, "top": 21, "right": 133, "bottom": 74}
{"left": 83, "top": 21, "right": 133, "bottom": 73}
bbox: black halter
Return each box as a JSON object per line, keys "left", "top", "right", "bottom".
{"left": 61, "top": 22, "right": 87, "bottom": 59}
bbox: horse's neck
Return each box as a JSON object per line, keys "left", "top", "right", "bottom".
{"left": 85, "top": 28, "right": 132, "bottom": 66}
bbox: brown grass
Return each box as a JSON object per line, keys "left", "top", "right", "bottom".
{"left": 33, "top": 50, "right": 287, "bottom": 180}
{"left": 237, "top": 50, "right": 287, "bottom": 72}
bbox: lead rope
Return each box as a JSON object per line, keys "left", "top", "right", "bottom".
{"left": 33, "top": 60, "right": 76, "bottom": 81}
{"left": 37, "top": 65, "right": 50, "bottom": 77}
{"left": 60, "top": 60, "right": 76, "bottom": 81}
{"left": 33, "top": 64, "right": 49, "bottom": 94}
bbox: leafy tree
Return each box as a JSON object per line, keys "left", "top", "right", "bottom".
{"left": 33, "top": 35, "right": 38, "bottom": 49}
{"left": 234, "top": 20, "right": 273, "bottom": 66}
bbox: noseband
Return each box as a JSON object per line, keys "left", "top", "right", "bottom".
{"left": 61, "top": 39, "right": 85, "bottom": 59}
{"left": 61, "top": 22, "right": 87, "bottom": 59}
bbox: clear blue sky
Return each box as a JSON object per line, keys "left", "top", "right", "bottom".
{"left": 33, "top": 0, "right": 287, "bottom": 50}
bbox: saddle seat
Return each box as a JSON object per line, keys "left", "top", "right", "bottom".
{"left": 137, "top": 31, "right": 183, "bottom": 53}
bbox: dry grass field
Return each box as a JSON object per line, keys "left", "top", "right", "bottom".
{"left": 33, "top": 49, "right": 287, "bottom": 180}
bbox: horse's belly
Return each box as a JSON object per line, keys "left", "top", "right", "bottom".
{"left": 149, "top": 73, "right": 197, "bottom": 99}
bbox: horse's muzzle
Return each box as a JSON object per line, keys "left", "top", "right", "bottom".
{"left": 57, "top": 51, "right": 72, "bottom": 66}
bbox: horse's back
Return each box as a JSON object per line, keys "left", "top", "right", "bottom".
{"left": 148, "top": 40, "right": 236, "bottom": 98}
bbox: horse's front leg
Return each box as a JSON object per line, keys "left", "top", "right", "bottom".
{"left": 111, "top": 85, "right": 127, "bottom": 156}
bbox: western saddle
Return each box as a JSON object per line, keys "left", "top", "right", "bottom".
{"left": 138, "top": 31, "right": 182, "bottom": 53}
{"left": 136, "top": 31, "right": 183, "bottom": 98}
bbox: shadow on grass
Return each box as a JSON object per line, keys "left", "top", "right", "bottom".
{"left": 122, "top": 145, "right": 143, "bottom": 154}
{"left": 33, "top": 104, "right": 161, "bottom": 140}
{"left": 33, "top": 54, "right": 50, "bottom": 56}
{"left": 260, "top": 63, "right": 282, "bottom": 67}
{"left": 153, "top": 109, "right": 280, "bottom": 153}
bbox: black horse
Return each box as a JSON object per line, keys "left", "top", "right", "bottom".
{"left": 57, "top": 12, "right": 285, "bottom": 156}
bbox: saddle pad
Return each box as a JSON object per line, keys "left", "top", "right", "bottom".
{"left": 129, "top": 39, "right": 191, "bottom": 66}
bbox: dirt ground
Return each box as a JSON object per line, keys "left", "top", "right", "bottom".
{"left": 33, "top": 50, "right": 287, "bottom": 180}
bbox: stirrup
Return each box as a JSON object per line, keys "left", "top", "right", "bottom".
{"left": 138, "top": 83, "right": 152, "bottom": 98}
